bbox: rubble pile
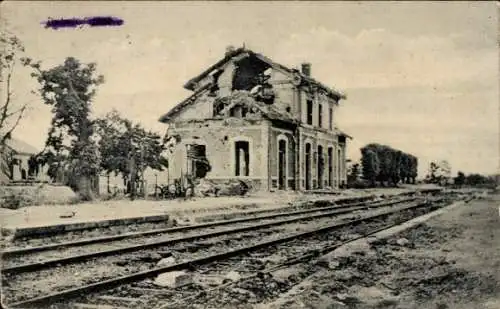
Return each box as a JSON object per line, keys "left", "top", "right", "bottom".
{"left": 191, "top": 179, "right": 251, "bottom": 197}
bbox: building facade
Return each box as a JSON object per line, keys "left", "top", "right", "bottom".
{"left": 159, "top": 47, "right": 351, "bottom": 192}
{"left": 0, "top": 138, "right": 49, "bottom": 183}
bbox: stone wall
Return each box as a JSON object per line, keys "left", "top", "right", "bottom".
{"left": 175, "top": 92, "right": 216, "bottom": 121}
{"left": 167, "top": 119, "right": 270, "bottom": 191}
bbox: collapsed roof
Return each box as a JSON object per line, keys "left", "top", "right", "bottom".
{"left": 184, "top": 47, "right": 346, "bottom": 100}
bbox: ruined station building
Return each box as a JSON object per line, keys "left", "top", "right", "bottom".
{"left": 159, "top": 46, "right": 351, "bottom": 192}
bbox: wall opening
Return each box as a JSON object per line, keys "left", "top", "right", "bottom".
{"left": 213, "top": 101, "right": 225, "bottom": 117}
{"left": 305, "top": 142, "right": 312, "bottom": 190}
{"left": 229, "top": 105, "right": 249, "bottom": 118}
{"left": 306, "top": 100, "right": 313, "bottom": 125}
{"left": 232, "top": 56, "right": 270, "bottom": 91}
{"left": 235, "top": 141, "right": 250, "bottom": 176}
{"left": 278, "top": 138, "right": 287, "bottom": 190}
{"left": 318, "top": 104, "right": 323, "bottom": 128}
{"left": 317, "top": 145, "right": 324, "bottom": 189}
{"left": 337, "top": 148, "right": 342, "bottom": 186}
{"left": 329, "top": 106, "right": 333, "bottom": 130}
{"left": 187, "top": 144, "right": 210, "bottom": 179}
{"left": 328, "top": 147, "right": 333, "bottom": 187}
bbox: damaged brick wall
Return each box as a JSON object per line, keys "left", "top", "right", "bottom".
{"left": 268, "top": 70, "right": 298, "bottom": 118}
{"left": 166, "top": 119, "right": 269, "bottom": 191}
{"left": 175, "top": 92, "right": 216, "bottom": 121}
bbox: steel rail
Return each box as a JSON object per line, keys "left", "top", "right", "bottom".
{"left": 3, "top": 197, "right": 410, "bottom": 257}
{"left": 7, "top": 199, "right": 442, "bottom": 308}
{"left": 2, "top": 198, "right": 417, "bottom": 275}
{"left": 156, "top": 199, "right": 450, "bottom": 309}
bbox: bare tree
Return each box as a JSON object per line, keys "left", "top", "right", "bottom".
{"left": 0, "top": 31, "right": 33, "bottom": 149}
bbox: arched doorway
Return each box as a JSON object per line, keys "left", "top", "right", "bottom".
{"left": 305, "top": 142, "right": 312, "bottom": 190}
{"left": 317, "top": 145, "right": 323, "bottom": 189}
{"left": 278, "top": 139, "right": 287, "bottom": 190}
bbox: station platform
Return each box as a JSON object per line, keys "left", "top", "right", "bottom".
{"left": 0, "top": 187, "right": 434, "bottom": 238}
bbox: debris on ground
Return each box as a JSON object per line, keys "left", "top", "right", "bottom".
{"left": 59, "top": 210, "right": 76, "bottom": 218}
{"left": 154, "top": 271, "right": 193, "bottom": 288}
{"left": 257, "top": 196, "right": 500, "bottom": 309}
{"left": 157, "top": 256, "right": 176, "bottom": 267}
{"left": 224, "top": 270, "right": 241, "bottom": 282}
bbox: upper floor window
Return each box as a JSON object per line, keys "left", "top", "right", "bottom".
{"left": 229, "top": 105, "right": 248, "bottom": 118}
{"left": 306, "top": 100, "right": 313, "bottom": 125}
{"left": 329, "top": 106, "right": 333, "bottom": 130}
{"left": 318, "top": 104, "right": 323, "bottom": 128}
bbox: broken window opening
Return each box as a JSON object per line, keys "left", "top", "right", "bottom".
{"left": 213, "top": 101, "right": 226, "bottom": 117}
{"left": 187, "top": 144, "right": 211, "bottom": 178}
{"left": 232, "top": 56, "right": 270, "bottom": 91}
{"left": 229, "top": 105, "right": 249, "bottom": 118}
{"left": 235, "top": 141, "right": 250, "bottom": 176}
{"left": 306, "top": 100, "right": 313, "bottom": 125}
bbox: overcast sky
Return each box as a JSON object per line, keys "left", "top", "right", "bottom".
{"left": 2, "top": 1, "right": 498, "bottom": 177}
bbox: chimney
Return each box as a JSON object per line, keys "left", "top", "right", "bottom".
{"left": 225, "top": 45, "right": 236, "bottom": 56}
{"left": 301, "top": 63, "right": 311, "bottom": 77}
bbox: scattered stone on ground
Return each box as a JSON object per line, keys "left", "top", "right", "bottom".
{"left": 257, "top": 195, "right": 500, "bottom": 309}
{"left": 154, "top": 271, "right": 192, "bottom": 288}
{"left": 157, "top": 256, "right": 176, "bottom": 267}
{"left": 224, "top": 270, "right": 241, "bottom": 282}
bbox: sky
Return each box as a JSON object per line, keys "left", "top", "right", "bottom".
{"left": 1, "top": 1, "right": 498, "bottom": 178}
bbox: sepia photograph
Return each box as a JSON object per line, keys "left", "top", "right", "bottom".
{"left": 0, "top": 1, "right": 498, "bottom": 308}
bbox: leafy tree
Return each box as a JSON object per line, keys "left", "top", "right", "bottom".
{"left": 347, "top": 162, "right": 360, "bottom": 185}
{"left": 427, "top": 160, "right": 451, "bottom": 185}
{"left": 454, "top": 171, "right": 466, "bottom": 186}
{"left": 95, "top": 110, "right": 168, "bottom": 199}
{"left": 30, "top": 57, "right": 104, "bottom": 200}
{"left": 465, "top": 173, "right": 488, "bottom": 186}
{"left": 360, "top": 143, "right": 418, "bottom": 187}
{"left": 361, "top": 147, "right": 379, "bottom": 187}
{"left": 399, "top": 154, "right": 410, "bottom": 184}
{"left": 409, "top": 155, "right": 418, "bottom": 184}
{"left": 389, "top": 150, "right": 402, "bottom": 185}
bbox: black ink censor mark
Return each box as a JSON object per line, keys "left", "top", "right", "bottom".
{"left": 43, "top": 16, "right": 124, "bottom": 30}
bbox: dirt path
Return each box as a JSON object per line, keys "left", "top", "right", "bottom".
{"left": 260, "top": 194, "right": 500, "bottom": 309}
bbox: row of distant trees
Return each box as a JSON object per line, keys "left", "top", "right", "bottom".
{"left": 453, "top": 171, "right": 497, "bottom": 188}
{"left": 359, "top": 143, "right": 418, "bottom": 187}
{"left": 0, "top": 31, "right": 170, "bottom": 200}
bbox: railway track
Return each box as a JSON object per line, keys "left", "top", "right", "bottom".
{"left": 5, "top": 195, "right": 380, "bottom": 249}
{"left": 2, "top": 194, "right": 456, "bottom": 309}
{"left": 2, "top": 198, "right": 416, "bottom": 304}
{"left": 2, "top": 197, "right": 413, "bottom": 270}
